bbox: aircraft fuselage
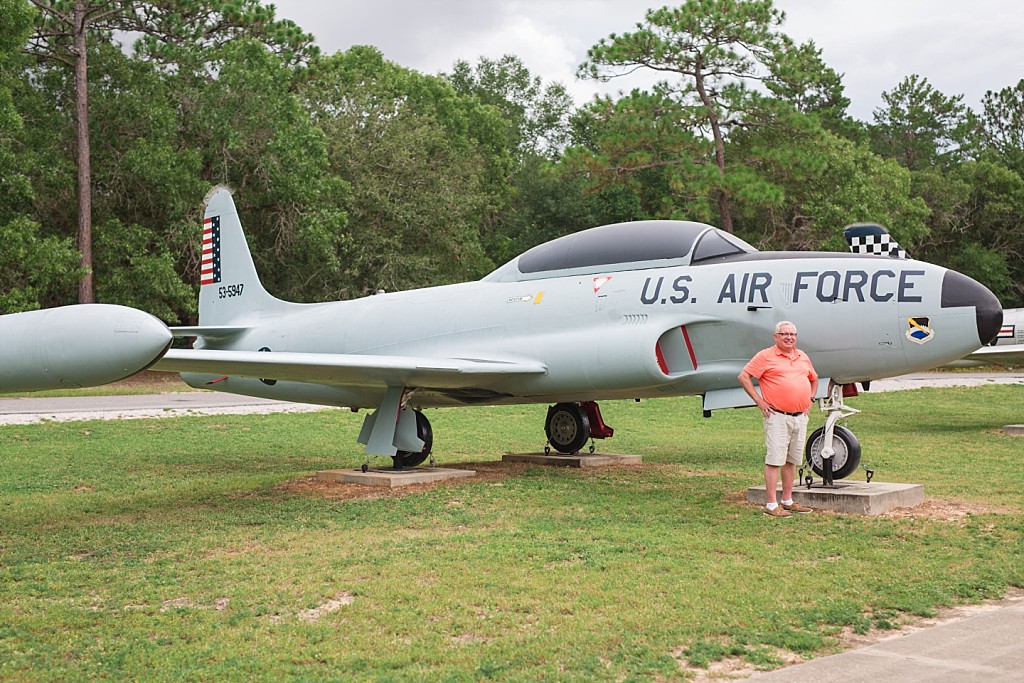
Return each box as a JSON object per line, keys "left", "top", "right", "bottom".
{"left": 185, "top": 253, "right": 993, "bottom": 411}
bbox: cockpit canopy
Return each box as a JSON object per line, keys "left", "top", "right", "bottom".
{"left": 483, "top": 220, "right": 757, "bottom": 282}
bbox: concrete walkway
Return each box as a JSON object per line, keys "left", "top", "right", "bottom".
{"left": 748, "top": 591, "right": 1024, "bottom": 682}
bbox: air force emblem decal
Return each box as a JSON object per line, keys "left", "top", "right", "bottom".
{"left": 906, "top": 316, "right": 934, "bottom": 344}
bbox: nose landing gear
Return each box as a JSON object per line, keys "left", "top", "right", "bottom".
{"left": 801, "top": 384, "right": 864, "bottom": 487}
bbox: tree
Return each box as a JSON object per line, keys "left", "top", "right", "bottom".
{"left": 578, "top": 0, "right": 800, "bottom": 233}
{"left": 447, "top": 54, "right": 574, "bottom": 160}
{"left": 21, "top": 0, "right": 317, "bottom": 304}
{"left": 980, "top": 79, "right": 1024, "bottom": 176}
{"left": 0, "top": 0, "right": 82, "bottom": 313}
{"left": 301, "top": 47, "right": 498, "bottom": 296}
{"left": 446, "top": 55, "right": 588, "bottom": 263}
{"left": 913, "top": 161, "right": 1024, "bottom": 306}
{"left": 177, "top": 39, "right": 348, "bottom": 305}
{"left": 871, "top": 75, "right": 975, "bottom": 171}
{"left": 764, "top": 37, "right": 860, "bottom": 140}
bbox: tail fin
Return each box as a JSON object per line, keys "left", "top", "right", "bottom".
{"left": 843, "top": 223, "right": 910, "bottom": 259}
{"left": 198, "top": 186, "right": 282, "bottom": 326}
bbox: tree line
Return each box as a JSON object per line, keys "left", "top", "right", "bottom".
{"left": 3, "top": 0, "right": 1024, "bottom": 324}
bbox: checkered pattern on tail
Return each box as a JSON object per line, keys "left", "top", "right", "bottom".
{"left": 843, "top": 223, "right": 909, "bottom": 259}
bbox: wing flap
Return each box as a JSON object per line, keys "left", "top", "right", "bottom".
{"left": 152, "top": 349, "right": 547, "bottom": 389}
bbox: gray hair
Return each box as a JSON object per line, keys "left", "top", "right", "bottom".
{"left": 774, "top": 320, "right": 797, "bottom": 334}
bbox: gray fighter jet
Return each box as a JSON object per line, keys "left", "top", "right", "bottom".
{"left": 138, "top": 187, "right": 1001, "bottom": 478}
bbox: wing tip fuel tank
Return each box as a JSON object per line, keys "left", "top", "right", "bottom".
{"left": 0, "top": 304, "right": 172, "bottom": 393}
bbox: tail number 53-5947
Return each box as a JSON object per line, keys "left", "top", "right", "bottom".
{"left": 218, "top": 284, "right": 245, "bottom": 299}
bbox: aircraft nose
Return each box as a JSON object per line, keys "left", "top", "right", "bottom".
{"left": 941, "top": 270, "right": 1003, "bottom": 345}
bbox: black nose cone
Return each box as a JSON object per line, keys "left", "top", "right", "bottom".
{"left": 941, "top": 270, "right": 1003, "bottom": 345}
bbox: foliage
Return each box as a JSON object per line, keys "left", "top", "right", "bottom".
{"left": 0, "top": 216, "right": 82, "bottom": 312}
{"left": 447, "top": 54, "right": 575, "bottom": 160}
{"left": 577, "top": 0, "right": 811, "bottom": 233}
{"left": 4, "top": 0, "right": 1024, "bottom": 317}
{"left": 914, "top": 161, "right": 1024, "bottom": 306}
{"left": 177, "top": 39, "right": 349, "bottom": 303}
{"left": 303, "top": 47, "right": 498, "bottom": 296}
{"left": 752, "top": 132, "right": 930, "bottom": 252}
{"left": 980, "top": 79, "right": 1024, "bottom": 176}
{"left": 871, "top": 75, "right": 976, "bottom": 170}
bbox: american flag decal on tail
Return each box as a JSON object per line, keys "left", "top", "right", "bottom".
{"left": 200, "top": 215, "right": 222, "bottom": 285}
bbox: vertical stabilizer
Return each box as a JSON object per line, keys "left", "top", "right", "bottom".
{"left": 843, "top": 223, "right": 909, "bottom": 259}
{"left": 198, "top": 186, "right": 281, "bottom": 326}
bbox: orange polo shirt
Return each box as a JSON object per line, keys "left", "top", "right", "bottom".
{"left": 743, "top": 346, "right": 818, "bottom": 413}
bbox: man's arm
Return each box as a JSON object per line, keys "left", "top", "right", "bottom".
{"left": 738, "top": 369, "right": 770, "bottom": 417}
{"left": 805, "top": 375, "right": 819, "bottom": 415}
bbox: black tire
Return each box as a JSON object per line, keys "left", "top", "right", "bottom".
{"left": 392, "top": 410, "right": 433, "bottom": 469}
{"left": 805, "top": 425, "right": 862, "bottom": 480}
{"left": 545, "top": 403, "right": 591, "bottom": 454}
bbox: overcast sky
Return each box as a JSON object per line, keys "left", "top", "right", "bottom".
{"left": 268, "top": 0, "right": 1024, "bottom": 122}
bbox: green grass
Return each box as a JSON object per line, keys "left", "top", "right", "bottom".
{"left": 2, "top": 386, "right": 1023, "bottom": 681}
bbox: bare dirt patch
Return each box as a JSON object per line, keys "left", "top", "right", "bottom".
{"left": 274, "top": 460, "right": 650, "bottom": 502}
{"left": 880, "top": 497, "right": 1018, "bottom": 520}
{"left": 274, "top": 460, "right": 526, "bottom": 501}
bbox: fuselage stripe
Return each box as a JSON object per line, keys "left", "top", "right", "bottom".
{"left": 681, "top": 326, "right": 697, "bottom": 369}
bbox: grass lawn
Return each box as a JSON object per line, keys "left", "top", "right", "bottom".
{"left": 1, "top": 385, "right": 1022, "bottom": 681}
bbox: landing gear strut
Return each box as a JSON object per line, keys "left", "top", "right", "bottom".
{"left": 360, "top": 407, "right": 433, "bottom": 472}
{"left": 801, "top": 384, "right": 862, "bottom": 486}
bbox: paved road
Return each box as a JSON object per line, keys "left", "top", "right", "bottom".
{"left": 0, "top": 391, "right": 335, "bottom": 425}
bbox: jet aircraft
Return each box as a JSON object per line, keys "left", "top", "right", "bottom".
{"left": 135, "top": 187, "right": 1003, "bottom": 479}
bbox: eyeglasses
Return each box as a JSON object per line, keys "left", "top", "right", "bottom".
{"left": 775, "top": 333, "right": 797, "bottom": 337}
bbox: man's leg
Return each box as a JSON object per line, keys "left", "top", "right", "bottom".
{"left": 764, "top": 464, "right": 781, "bottom": 504}
{"left": 780, "top": 462, "right": 795, "bottom": 502}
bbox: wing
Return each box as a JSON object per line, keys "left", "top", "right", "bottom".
{"left": 961, "top": 344, "right": 1024, "bottom": 367}
{"left": 152, "top": 349, "right": 547, "bottom": 389}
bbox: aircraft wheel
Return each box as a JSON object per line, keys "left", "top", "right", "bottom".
{"left": 805, "top": 425, "right": 862, "bottom": 480}
{"left": 545, "top": 402, "right": 591, "bottom": 454}
{"left": 392, "top": 410, "right": 433, "bottom": 469}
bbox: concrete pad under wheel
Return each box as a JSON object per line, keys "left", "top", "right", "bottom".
{"left": 501, "top": 453, "right": 642, "bottom": 468}
{"left": 317, "top": 467, "right": 476, "bottom": 487}
{"left": 746, "top": 481, "right": 924, "bottom": 515}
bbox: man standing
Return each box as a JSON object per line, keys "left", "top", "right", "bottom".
{"left": 738, "top": 321, "right": 819, "bottom": 518}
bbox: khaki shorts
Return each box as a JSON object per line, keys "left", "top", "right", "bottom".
{"left": 763, "top": 411, "right": 808, "bottom": 466}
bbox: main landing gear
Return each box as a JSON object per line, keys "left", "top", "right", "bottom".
{"left": 544, "top": 401, "right": 614, "bottom": 455}
{"left": 800, "top": 383, "right": 872, "bottom": 487}
{"left": 360, "top": 408, "right": 434, "bottom": 472}
{"left": 393, "top": 409, "right": 433, "bottom": 470}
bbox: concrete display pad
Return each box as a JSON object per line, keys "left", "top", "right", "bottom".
{"left": 1003, "top": 424, "right": 1024, "bottom": 436}
{"left": 501, "top": 453, "right": 642, "bottom": 468}
{"left": 746, "top": 481, "right": 924, "bottom": 516}
{"left": 317, "top": 467, "right": 476, "bottom": 487}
